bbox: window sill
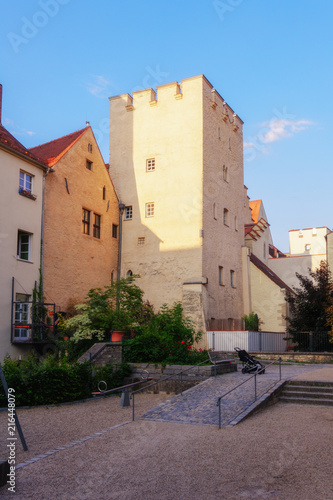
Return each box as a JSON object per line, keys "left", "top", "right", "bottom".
{"left": 19, "top": 190, "right": 37, "bottom": 200}
{"left": 17, "top": 257, "right": 33, "bottom": 264}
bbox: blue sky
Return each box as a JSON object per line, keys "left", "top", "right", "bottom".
{"left": 1, "top": 0, "right": 332, "bottom": 252}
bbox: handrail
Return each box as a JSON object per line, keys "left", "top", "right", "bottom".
{"left": 130, "top": 358, "right": 210, "bottom": 421}
{"left": 216, "top": 357, "right": 282, "bottom": 429}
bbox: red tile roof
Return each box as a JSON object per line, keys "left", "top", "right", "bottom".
{"left": 269, "top": 244, "right": 287, "bottom": 258}
{"left": 0, "top": 124, "right": 45, "bottom": 167}
{"left": 249, "top": 200, "right": 261, "bottom": 223}
{"left": 250, "top": 253, "right": 293, "bottom": 293}
{"left": 29, "top": 127, "right": 87, "bottom": 167}
{"left": 245, "top": 218, "right": 269, "bottom": 240}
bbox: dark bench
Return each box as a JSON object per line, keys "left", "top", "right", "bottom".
{"left": 209, "top": 351, "right": 234, "bottom": 364}
{"left": 209, "top": 351, "right": 237, "bottom": 375}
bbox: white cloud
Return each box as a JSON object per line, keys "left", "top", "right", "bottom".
{"left": 243, "top": 116, "right": 314, "bottom": 162}
{"left": 86, "top": 75, "right": 110, "bottom": 98}
{"left": 261, "top": 118, "right": 314, "bottom": 144}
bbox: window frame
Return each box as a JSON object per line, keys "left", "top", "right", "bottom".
{"left": 223, "top": 208, "right": 229, "bottom": 226}
{"left": 146, "top": 158, "right": 155, "bottom": 172}
{"left": 82, "top": 209, "right": 91, "bottom": 235}
{"left": 124, "top": 206, "right": 133, "bottom": 220}
{"left": 112, "top": 224, "right": 118, "bottom": 239}
{"left": 230, "top": 270, "right": 235, "bottom": 288}
{"left": 93, "top": 213, "right": 101, "bottom": 239}
{"left": 17, "top": 230, "right": 31, "bottom": 261}
{"left": 86, "top": 159, "right": 93, "bottom": 171}
{"left": 218, "top": 266, "right": 224, "bottom": 286}
{"left": 145, "top": 202, "right": 155, "bottom": 218}
{"left": 19, "top": 170, "right": 33, "bottom": 194}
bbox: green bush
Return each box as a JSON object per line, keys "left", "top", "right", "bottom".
{"left": 0, "top": 355, "right": 131, "bottom": 407}
{"left": 123, "top": 303, "right": 210, "bottom": 365}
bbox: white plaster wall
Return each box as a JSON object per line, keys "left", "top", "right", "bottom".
{"left": 0, "top": 149, "right": 44, "bottom": 360}
{"left": 289, "top": 227, "right": 329, "bottom": 255}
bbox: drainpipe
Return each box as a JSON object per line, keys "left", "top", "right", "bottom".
{"left": 40, "top": 167, "right": 50, "bottom": 300}
{"left": 117, "top": 202, "right": 126, "bottom": 281}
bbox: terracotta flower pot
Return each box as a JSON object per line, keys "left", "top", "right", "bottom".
{"left": 111, "top": 331, "right": 124, "bottom": 342}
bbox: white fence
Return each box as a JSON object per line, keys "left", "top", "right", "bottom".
{"left": 207, "top": 331, "right": 287, "bottom": 353}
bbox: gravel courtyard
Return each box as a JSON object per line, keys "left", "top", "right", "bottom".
{"left": 1, "top": 367, "right": 333, "bottom": 499}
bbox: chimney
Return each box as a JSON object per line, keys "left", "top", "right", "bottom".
{"left": 0, "top": 84, "right": 2, "bottom": 124}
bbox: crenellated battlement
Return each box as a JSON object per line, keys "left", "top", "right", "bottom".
{"left": 109, "top": 74, "right": 243, "bottom": 128}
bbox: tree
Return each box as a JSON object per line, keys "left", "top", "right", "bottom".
{"left": 285, "top": 261, "right": 333, "bottom": 351}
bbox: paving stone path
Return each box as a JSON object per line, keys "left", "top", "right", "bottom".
{"left": 142, "top": 363, "right": 330, "bottom": 427}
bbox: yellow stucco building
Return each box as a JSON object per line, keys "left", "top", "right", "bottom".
{"left": 109, "top": 75, "right": 249, "bottom": 338}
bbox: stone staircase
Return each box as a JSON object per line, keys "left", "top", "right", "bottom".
{"left": 280, "top": 380, "right": 333, "bottom": 407}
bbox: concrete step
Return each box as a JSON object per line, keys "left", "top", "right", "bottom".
{"left": 282, "top": 389, "right": 333, "bottom": 400}
{"left": 280, "top": 380, "right": 333, "bottom": 407}
{"left": 286, "top": 380, "right": 333, "bottom": 388}
{"left": 280, "top": 395, "right": 333, "bottom": 406}
{"left": 283, "top": 384, "right": 333, "bottom": 394}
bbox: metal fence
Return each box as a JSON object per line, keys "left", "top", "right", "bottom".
{"left": 207, "top": 331, "right": 287, "bottom": 353}
{"left": 207, "top": 330, "right": 333, "bottom": 353}
{"left": 285, "top": 332, "right": 333, "bottom": 352}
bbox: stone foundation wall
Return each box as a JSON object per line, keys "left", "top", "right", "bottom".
{"left": 253, "top": 352, "right": 333, "bottom": 363}
{"left": 126, "top": 362, "right": 236, "bottom": 394}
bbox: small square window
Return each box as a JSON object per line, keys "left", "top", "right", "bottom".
{"left": 145, "top": 202, "right": 155, "bottom": 218}
{"left": 112, "top": 224, "right": 118, "bottom": 239}
{"left": 86, "top": 160, "right": 93, "bottom": 170}
{"left": 93, "top": 213, "right": 101, "bottom": 239}
{"left": 138, "top": 237, "right": 145, "bottom": 245}
{"left": 146, "top": 158, "right": 155, "bottom": 172}
{"left": 124, "top": 206, "right": 132, "bottom": 220}
{"left": 17, "top": 231, "right": 31, "bottom": 261}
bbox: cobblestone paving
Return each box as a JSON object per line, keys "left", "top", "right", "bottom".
{"left": 142, "top": 363, "right": 330, "bottom": 427}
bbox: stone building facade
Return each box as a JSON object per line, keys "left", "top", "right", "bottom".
{"left": 109, "top": 75, "right": 249, "bottom": 337}
{"left": 30, "top": 126, "right": 119, "bottom": 313}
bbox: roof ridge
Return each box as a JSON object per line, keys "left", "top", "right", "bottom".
{"left": 0, "top": 123, "right": 46, "bottom": 168}
{"left": 29, "top": 127, "right": 87, "bottom": 150}
{"left": 29, "top": 127, "right": 88, "bottom": 166}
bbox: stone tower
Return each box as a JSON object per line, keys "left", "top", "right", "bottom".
{"left": 109, "top": 75, "right": 248, "bottom": 338}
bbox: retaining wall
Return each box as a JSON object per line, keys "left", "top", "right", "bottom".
{"left": 126, "top": 362, "right": 236, "bottom": 394}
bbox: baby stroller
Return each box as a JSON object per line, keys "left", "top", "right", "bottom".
{"left": 234, "top": 347, "right": 265, "bottom": 374}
